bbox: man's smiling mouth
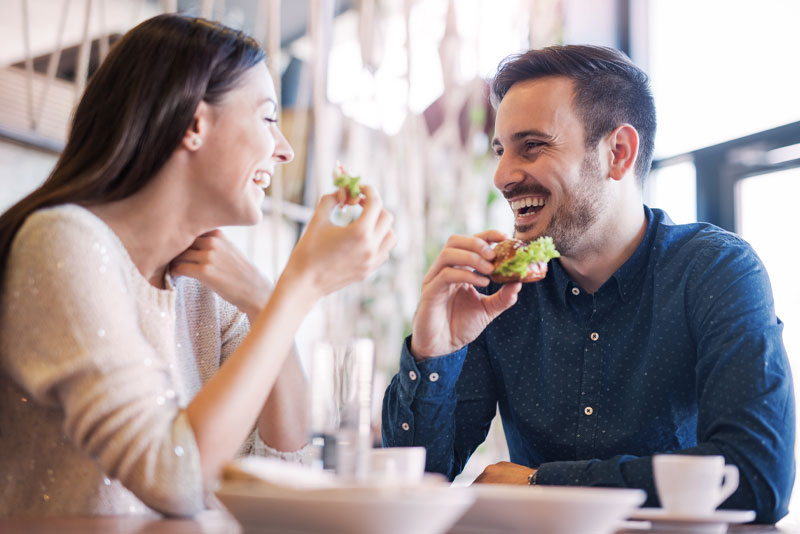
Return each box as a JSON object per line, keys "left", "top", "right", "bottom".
{"left": 510, "top": 196, "right": 546, "bottom": 218}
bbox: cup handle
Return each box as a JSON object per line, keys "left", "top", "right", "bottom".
{"left": 716, "top": 464, "right": 739, "bottom": 507}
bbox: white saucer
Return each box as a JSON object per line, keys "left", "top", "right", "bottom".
{"left": 628, "top": 508, "right": 756, "bottom": 533}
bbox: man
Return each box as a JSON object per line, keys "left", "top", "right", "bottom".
{"left": 382, "top": 45, "right": 794, "bottom": 523}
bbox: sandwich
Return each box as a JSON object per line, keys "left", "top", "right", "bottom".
{"left": 489, "top": 236, "right": 560, "bottom": 283}
{"left": 333, "top": 162, "right": 362, "bottom": 205}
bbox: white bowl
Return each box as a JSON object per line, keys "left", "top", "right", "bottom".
{"left": 449, "top": 484, "right": 646, "bottom": 534}
{"left": 216, "top": 479, "right": 475, "bottom": 534}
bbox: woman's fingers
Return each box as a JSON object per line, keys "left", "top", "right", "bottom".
{"left": 353, "top": 185, "right": 382, "bottom": 229}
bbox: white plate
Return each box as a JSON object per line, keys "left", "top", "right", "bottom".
{"left": 628, "top": 508, "right": 756, "bottom": 533}
{"left": 448, "top": 485, "right": 646, "bottom": 534}
{"left": 216, "top": 479, "right": 475, "bottom": 534}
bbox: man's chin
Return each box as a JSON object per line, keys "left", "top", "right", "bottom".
{"left": 513, "top": 223, "right": 542, "bottom": 242}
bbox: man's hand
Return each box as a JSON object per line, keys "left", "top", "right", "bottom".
{"left": 170, "top": 229, "right": 270, "bottom": 319}
{"left": 472, "top": 461, "right": 535, "bottom": 485}
{"left": 410, "top": 230, "right": 522, "bottom": 359}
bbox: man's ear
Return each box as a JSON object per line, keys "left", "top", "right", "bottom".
{"left": 604, "top": 124, "right": 639, "bottom": 182}
{"left": 182, "top": 100, "right": 212, "bottom": 151}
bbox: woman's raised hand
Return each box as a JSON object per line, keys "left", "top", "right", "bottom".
{"left": 170, "top": 230, "right": 271, "bottom": 319}
{"left": 283, "top": 185, "right": 395, "bottom": 300}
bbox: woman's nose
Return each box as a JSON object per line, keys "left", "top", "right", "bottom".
{"left": 273, "top": 127, "right": 294, "bottom": 163}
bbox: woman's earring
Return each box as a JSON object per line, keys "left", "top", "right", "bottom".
{"left": 191, "top": 137, "right": 203, "bottom": 149}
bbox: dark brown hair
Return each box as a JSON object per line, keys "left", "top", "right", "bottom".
{"left": 491, "top": 45, "right": 656, "bottom": 183}
{"left": 0, "top": 14, "right": 265, "bottom": 285}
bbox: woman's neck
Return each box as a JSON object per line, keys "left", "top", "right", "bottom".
{"left": 87, "top": 174, "right": 203, "bottom": 289}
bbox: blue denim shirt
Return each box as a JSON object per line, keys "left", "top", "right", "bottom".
{"left": 382, "top": 207, "right": 794, "bottom": 523}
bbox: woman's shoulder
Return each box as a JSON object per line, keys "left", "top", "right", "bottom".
{"left": 9, "top": 204, "right": 132, "bottom": 282}
{"left": 18, "top": 204, "right": 109, "bottom": 241}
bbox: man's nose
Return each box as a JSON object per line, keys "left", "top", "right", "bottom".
{"left": 493, "top": 154, "right": 521, "bottom": 194}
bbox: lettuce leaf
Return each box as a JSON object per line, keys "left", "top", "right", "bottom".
{"left": 334, "top": 174, "right": 361, "bottom": 199}
{"left": 493, "top": 236, "right": 560, "bottom": 278}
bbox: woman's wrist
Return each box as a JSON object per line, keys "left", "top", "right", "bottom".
{"left": 272, "top": 266, "right": 323, "bottom": 312}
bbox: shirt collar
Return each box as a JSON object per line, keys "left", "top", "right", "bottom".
{"left": 610, "top": 205, "right": 660, "bottom": 303}
{"left": 552, "top": 205, "right": 661, "bottom": 304}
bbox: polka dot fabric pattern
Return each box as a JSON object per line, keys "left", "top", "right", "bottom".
{"left": 382, "top": 207, "right": 794, "bottom": 524}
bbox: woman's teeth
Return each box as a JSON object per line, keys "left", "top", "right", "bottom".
{"left": 253, "top": 171, "right": 270, "bottom": 188}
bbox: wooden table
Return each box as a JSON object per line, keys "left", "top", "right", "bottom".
{"left": 1, "top": 510, "right": 799, "bottom": 534}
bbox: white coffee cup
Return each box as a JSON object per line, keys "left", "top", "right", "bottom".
{"left": 369, "top": 447, "right": 426, "bottom": 485}
{"left": 652, "top": 454, "right": 739, "bottom": 516}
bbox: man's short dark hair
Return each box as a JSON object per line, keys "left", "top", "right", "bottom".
{"left": 491, "top": 45, "right": 656, "bottom": 183}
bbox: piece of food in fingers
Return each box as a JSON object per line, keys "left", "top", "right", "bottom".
{"left": 489, "top": 236, "right": 560, "bottom": 283}
{"left": 333, "top": 162, "right": 362, "bottom": 205}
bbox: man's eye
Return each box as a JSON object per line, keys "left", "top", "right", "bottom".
{"left": 493, "top": 148, "right": 504, "bottom": 157}
{"left": 525, "top": 141, "right": 542, "bottom": 151}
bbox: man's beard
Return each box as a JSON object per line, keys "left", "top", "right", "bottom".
{"left": 514, "top": 149, "right": 606, "bottom": 255}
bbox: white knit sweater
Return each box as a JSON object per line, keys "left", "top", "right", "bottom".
{"left": 0, "top": 204, "right": 298, "bottom": 517}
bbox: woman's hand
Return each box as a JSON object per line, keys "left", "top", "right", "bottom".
{"left": 282, "top": 185, "right": 396, "bottom": 300}
{"left": 170, "top": 230, "right": 271, "bottom": 318}
{"left": 410, "top": 230, "right": 522, "bottom": 359}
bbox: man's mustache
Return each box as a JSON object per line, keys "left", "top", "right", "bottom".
{"left": 502, "top": 184, "right": 550, "bottom": 200}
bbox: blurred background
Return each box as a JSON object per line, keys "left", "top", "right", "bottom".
{"left": 1, "top": 0, "right": 799, "bottom": 512}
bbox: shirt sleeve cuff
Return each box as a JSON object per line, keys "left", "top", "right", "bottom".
{"left": 535, "top": 459, "right": 596, "bottom": 486}
{"left": 398, "top": 336, "right": 468, "bottom": 399}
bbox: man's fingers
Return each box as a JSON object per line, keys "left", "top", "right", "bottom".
{"left": 481, "top": 282, "right": 521, "bottom": 318}
{"left": 473, "top": 229, "right": 508, "bottom": 246}
{"left": 425, "top": 248, "right": 495, "bottom": 285}
{"left": 428, "top": 266, "right": 491, "bottom": 289}
{"left": 444, "top": 234, "right": 498, "bottom": 261}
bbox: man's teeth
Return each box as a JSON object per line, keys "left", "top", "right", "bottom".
{"left": 253, "top": 171, "right": 270, "bottom": 188}
{"left": 511, "top": 197, "right": 546, "bottom": 213}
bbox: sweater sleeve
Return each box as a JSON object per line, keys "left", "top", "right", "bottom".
{"left": 0, "top": 209, "right": 205, "bottom": 516}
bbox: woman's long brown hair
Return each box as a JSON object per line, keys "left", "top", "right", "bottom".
{"left": 0, "top": 14, "right": 265, "bottom": 287}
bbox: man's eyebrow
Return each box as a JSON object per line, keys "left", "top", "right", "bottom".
{"left": 492, "top": 129, "right": 556, "bottom": 148}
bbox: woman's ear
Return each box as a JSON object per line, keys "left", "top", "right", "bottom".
{"left": 604, "top": 124, "right": 640, "bottom": 182}
{"left": 182, "top": 100, "right": 212, "bottom": 152}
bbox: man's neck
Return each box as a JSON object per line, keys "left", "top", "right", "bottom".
{"left": 558, "top": 203, "right": 647, "bottom": 294}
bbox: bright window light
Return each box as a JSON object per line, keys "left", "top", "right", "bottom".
{"left": 648, "top": 0, "right": 800, "bottom": 158}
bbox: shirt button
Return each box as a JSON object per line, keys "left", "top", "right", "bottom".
{"left": 571, "top": 287, "right": 580, "bottom": 296}
{"left": 429, "top": 372, "right": 440, "bottom": 382}
{"left": 584, "top": 406, "right": 594, "bottom": 415}
{"left": 401, "top": 422, "right": 410, "bottom": 431}
{"left": 590, "top": 332, "right": 599, "bottom": 341}
{"left": 408, "top": 370, "right": 417, "bottom": 381}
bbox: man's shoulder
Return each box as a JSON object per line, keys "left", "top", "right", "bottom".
{"left": 652, "top": 209, "right": 753, "bottom": 260}
{"left": 651, "top": 209, "right": 761, "bottom": 277}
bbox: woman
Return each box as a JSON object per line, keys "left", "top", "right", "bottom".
{"left": 0, "top": 14, "right": 395, "bottom": 517}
